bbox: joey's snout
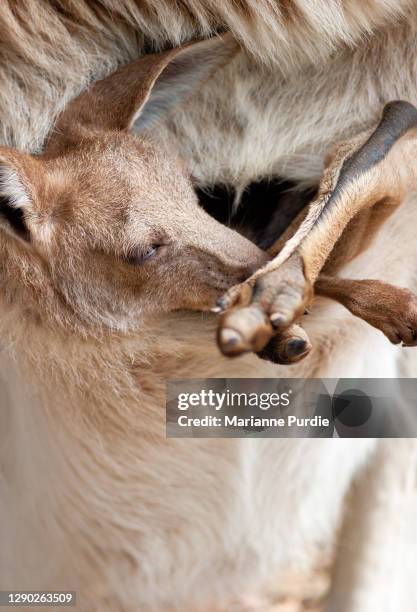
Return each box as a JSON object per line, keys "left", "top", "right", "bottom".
{"left": 211, "top": 223, "right": 269, "bottom": 280}
{"left": 216, "top": 247, "right": 268, "bottom": 287}
{"left": 185, "top": 219, "right": 269, "bottom": 310}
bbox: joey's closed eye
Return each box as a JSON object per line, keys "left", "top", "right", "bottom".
{"left": 123, "top": 244, "right": 163, "bottom": 266}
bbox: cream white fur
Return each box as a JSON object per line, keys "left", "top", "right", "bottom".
{"left": 0, "top": 2, "right": 417, "bottom": 610}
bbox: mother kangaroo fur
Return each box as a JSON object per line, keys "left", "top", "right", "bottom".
{"left": 0, "top": 2, "right": 417, "bottom": 611}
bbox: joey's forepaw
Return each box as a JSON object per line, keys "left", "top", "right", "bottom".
{"left": 331, "top": 280, "right": 417, "bottom": 347}
{"left": 216, "top": 253, "right": 313, "bottom": 357}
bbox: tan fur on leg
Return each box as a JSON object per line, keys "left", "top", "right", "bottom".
{"left": 217, "top": 101, "right": 417, "bottom": 356}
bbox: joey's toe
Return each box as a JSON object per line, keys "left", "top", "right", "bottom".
{"left": 218, "top": 328, "right": 250, "bottom": 356}
{"left": 217, "top": 305, "right": 274, "bottom": 357}
{"left": 285, "top": 338, "right": 311, "bottom": 359}
{"left": 257, "top": 325, "right": 312, "bottom": 365}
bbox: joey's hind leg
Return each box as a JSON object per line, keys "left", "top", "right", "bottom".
{"left": 217, "top": 101, "right": 417, "bottom": 356}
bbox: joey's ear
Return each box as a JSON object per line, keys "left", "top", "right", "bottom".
{"left": 0, "top": 149, "right": 43, "bottom": 244}
{"left": 132, "top": 35, "right": 237, "bottom": 134}
{"left": 49, "top": 34, "right": 237, "bottom": 145}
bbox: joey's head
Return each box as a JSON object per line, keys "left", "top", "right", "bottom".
{"left": 0, "top": 37, "right": 267, "bottom": 334}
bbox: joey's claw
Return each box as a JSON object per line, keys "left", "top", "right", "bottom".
{"left": 216, "top": 281, "right": 254, "bottom": 313}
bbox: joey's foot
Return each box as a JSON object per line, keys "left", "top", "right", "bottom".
{"left": 217, "top": 253, "right": 313, "bottom": 357}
